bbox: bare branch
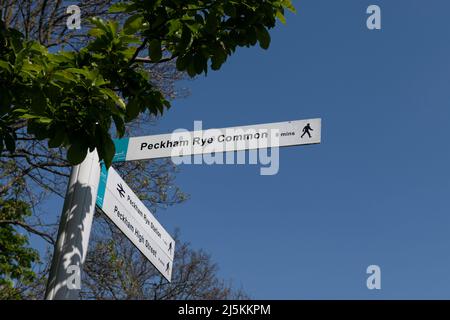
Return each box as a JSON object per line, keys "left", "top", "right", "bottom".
{"left": 0, "top": 219, "right": 55, "bottom": 245}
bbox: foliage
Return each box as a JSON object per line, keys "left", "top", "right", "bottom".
{"left": 0, "top": 17, "right": 166, "bottom": 168}
{"left": 0, "top": 0, "right": 295, "bottom": 167}
{"left": 0, "top": 0, "right": 295, "bottom": 300}
{"left": 111, "top": 0, "right": 296, "bottom": 74}
{"left": 0, "top": 198, "right": 39, "bottom": 299}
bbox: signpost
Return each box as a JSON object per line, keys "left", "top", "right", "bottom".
{"left": 96, "top": 165, "right": 175, "bottom": 281}
{"left": 46, "top": 118, "right": 321, "bottom": 299}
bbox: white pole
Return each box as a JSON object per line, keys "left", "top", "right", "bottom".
{"left": 45, "top": 150, "right": 101, "bottom": 300}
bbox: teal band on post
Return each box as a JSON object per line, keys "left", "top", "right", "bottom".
{"left": 96, "top": 162, "right": 109, "bottom": 208}
{"left": 112, "top": 138, "right": 130, "bottom": 163}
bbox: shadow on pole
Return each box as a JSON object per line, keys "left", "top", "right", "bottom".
{"left": 45, "top": 150, "right": 100, "bottom": 300}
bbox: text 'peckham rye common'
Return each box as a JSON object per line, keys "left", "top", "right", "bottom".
{"left": 139, "top": 131, "right": 270, "bottom": 150}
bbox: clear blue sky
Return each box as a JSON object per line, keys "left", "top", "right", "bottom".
{"left": 39, "top": 0, "right": 450, "bottom": 299}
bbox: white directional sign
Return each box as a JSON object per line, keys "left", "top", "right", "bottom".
{"left": 96, "top": 165, "right": 175, "bottom": 281}
{"left": 112, "top": 118, "right": 321, "bottom": 162}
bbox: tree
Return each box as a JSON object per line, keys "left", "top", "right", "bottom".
{"left": 0, "top": 0, "right": 188, "bottom": 299}
{"left": 18, "top": 214, "right": 249, "bottom": 300}
{"left": 0, "top": 197, "right": 39, "bottom": 299}
{"left": 0, "top": 0, "right": 188, "bottom": 250}
{"left": 0, "top": 0, "right": 296, "bottom": 299}
{"left": 0, "top": 0, "right": 296, "bottom": 167}
{"left": 83, "top": 215, "right": 248, "bottom": 300}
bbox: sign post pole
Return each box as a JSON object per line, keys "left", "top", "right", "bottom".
{"left": 45, "top": 150, "right": 101, "bottom": 300}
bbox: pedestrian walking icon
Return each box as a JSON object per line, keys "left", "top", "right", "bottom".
{"left": 301, "top": 123, "right": 313, "bottom": 138}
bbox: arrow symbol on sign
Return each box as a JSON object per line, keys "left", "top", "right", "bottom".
{"left": 117, "top": 183, "right": 125, "bottom": 198}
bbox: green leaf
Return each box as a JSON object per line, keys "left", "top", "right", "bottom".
{"left": 176, "top": 55, "right": 189, "bottom": 70}
{"left": 30, "top": 89, "right": 47, "bottom": 113}
{"left": 112, "top": 114, "right": 125, "bottom": 137}
{"left": 89, "top": 17, "right": 108, "bottom": 32}
{"left": 193, "top": 53, "right": 206, "bottom": 74}
{"left": 107, "top": 20, "right": 119, "bottom": 38}
{"left": 8, "top": 29, "right": 25, "bottom": 53}
{"left": 4, "top": 133, "right": 15, "bottom": 153}
{"left": 109, "top": 2, "right": 130, "bottom": 13}
{"left": 96, "top": 128, "right": 115, "bottom": 168}
{"left": 36, "top": 117, "right": 52, "bottom": 124}
{"left": 185, "top": 22, "right": 200, "bottom": 34}
{"left": 282, "top": 0, "right": 297, "bottom": 13}
{"left": 205, "top": 14, "right": 217, "bottom": 34}
{"left": 103, "top": 135, "right": 115, "bottom": 168}
{"left": 167, "top": 19, "right": 182, "bottom": 35}
{"left": 178, "top": 26, "right": 192, "bottom": 52}
{"left": 276, "top": 11, "right": 286, "bottom": 24}
{"left": 27, "top": 121, "right": 47, "bottom": 140}
{"left": 52, "top": 71, "right": 76, "bottom": 84}
{"left": 92, "top": 74, "right": 109, "bottom": 87}
{"left": 123, "top": 14, "right": 144, "bottom": 35}
{"left": 186, "top": 61, "right": 197, "bottom": 77}
{"left": 0, "top": 90, "right": 12, "bottom": 114}
{"left": 149, "top": 39, "right": 162, "bottom": 62}
{"left": 18, "top": 114, "right": 41, "bottom": 120}
{"left": 100, "top": 88, "right": 126, "bottom": 109}
{"left": 67, "top": 141, "right": 88, "bottom": 165}
{"left": 211, "top": 47, "right": 227, "bottom": 70}
{"left": 48, "top": 126, "right": 66, "bottom": 148}
{"left": 12, "top": 109, "right": 29, "bottom": 114}
{"left": 65, "top": 67, "right": 94, "bottom": 79}
{"left": 0, "top": 60, "right": 12, "bottom": 73}
{"left": 14, "top": 48, "right": 29, "bottom": 71}
{"left": 126, "top": 98, "right": 140, "bottom": 121}
{"left": 48, "top": 135, "right": 64, "bottom": 148}
{"left": 88, "top": 28, "right": 105, "bottom": 38}
{"left": 256, "top": 26, "right": 271, "bottom": 49}
{"left": 21, "top": 61, "right": 43, "bottom": 74}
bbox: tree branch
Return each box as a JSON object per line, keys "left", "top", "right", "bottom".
{"left": 0, "top": 219, "right": 55, "bottom": 245}
{"left": 133, "top": 55, "right": 177, "bottom": 64}
{"left": 128, "top": 38, "right": 148, "bottom": 66}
